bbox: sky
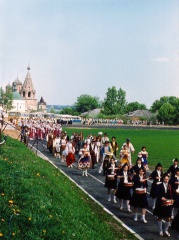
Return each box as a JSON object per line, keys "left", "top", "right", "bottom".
{"left": 0, "top": 0, "right": 179, "bottom": 108}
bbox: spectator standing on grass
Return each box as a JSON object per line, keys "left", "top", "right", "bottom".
{"left": 122, "top": 138, "right": 135, "bottom": 165}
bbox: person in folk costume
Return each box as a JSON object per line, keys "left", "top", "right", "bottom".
{"left": 169, "top": 168, "right": 179, "bottom": 219}
{"left": 130, "top": 157, "right": 146, "bottom": 176}
{"left": 171, "top": 208, "right": 179, "bottom": 238}
{"left": 99, "top": 141, "right": 113, "bottom": 174}
{"left": 95, "top": 137, "right": 102, "bottom": 163}
{"left": 153, "top": 174, "right": 174, "bottom": 237}
{"left": 118, "top": 144, "right": 130, "bottom": 169}
{"left": 63, "top": 131, "right": 69, "bottom": 142}
{"left": 115, "top": 163, "right": 133, "bottom": 212}
{"left": 148, "top": 163, "right": 163, "bottom": 210}
{"left": 20, "top": 125, "right": 29, "bottom": 145}
{"left": 78, "top": 143, "right": 91, "bottom": 176}
{"left": 104, "top": 157, "right": 118, "bottom": 203}
{"left": 130, "top": 168, "right": 148, "bottom": 223}
{"left": 46, "top": 131, "right": 53, "bottom": 154}
{"left": 65, "top": 138, "right": 75, "bottom": 168}
{"left": 89, "top": 138, "right": 98, "bottom": 169}
{"left": 97, "top": 132, "right": 103, "bottom": 142}
{"left": 101, "top": 133, "right": 109, "bottom": 146}
{"left": 167, "top": 158, "right": 179, "bottom": 177}
{"left": 60, "top": 134, "right": 68, "bottom": 162}
{"left": 76, "top": 135, "right": 84, "bottom": 157}
{"left": 122, "top": 138, "right": 135, "bottom": 165}
{"left": 138, "top": 146, "right": 149, "bottom": 170}
{"left": 84, "top": 135, "right": 91, "bottom": 149}
{"left": 54, "top": 135, "right": 61, "bottom": 158}
{"left": 110, "top": 136, "right": 118, "bottom": 157}
{"left": 52, "top": 133, "right": 56, "bottom": 157}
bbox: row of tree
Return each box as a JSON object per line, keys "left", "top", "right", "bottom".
{"left": 1, "top": 84, "right": 179, "bottom": 125}
{"left": 59, "top": 86, "right": 147, "bottom": 116}
{"left": 59, "top": 86, "right": 179, "bottom": 125}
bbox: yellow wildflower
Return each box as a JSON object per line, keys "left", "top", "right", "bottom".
{"left": 12, "top": 233, "right": 15, "bottom": 236}
{"left": 1, "top": 219, "right": 5, "bottom": 222}
{"left": 43, "top": 230, "right": 46, "bottom": 233}
{"left": 28, "top": 217, "right": 31, "bottom": 221}
{"left": 49, "top": 215, "right": 52, "bottom": 218}
{"left": 9, "top": 200, "right": 13, "bottom": 204}
{"left": 0, "top": 233, "right": 3, "bottom": 237}
{"left": 1, "top": 193, "right": 4, "bottom": 196}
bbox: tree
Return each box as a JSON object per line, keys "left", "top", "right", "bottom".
{"left": 60, "top": 107, "right": 78, "bottom": 116}
{"left": 102, "top": 86, "right": 127, "bottom": 115}
{"left": 74, "top": 94, "right": 100, "bottom": 114}
{"left": 0, "top": 87, "right": 13, "bottom": 112}
{"left": 126, "top": 101, "right": 147, "bottom": 113}
{"left": 157, "top": 103, "right": 175, "bottom": 125}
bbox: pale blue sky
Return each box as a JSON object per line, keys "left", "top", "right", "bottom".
{"left": 0, "top": 0, "right": 179, "bottom": 108}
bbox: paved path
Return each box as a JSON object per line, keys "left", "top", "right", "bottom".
{"left": 29, "top": 140, "right": 178, "bottom": 240}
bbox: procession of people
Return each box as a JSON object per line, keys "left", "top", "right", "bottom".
{"left": 16, "top": 120, "right": 179, "bottom": 238}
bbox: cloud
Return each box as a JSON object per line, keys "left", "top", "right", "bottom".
{"left": 151, "top": 57, "right": 169, "bottom": 62}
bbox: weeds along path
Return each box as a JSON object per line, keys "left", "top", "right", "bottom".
{"left": 29, "top": 139, "right": 178, "bottom": 240}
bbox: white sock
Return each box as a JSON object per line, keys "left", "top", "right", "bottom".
{"left": 126, "top": 200, "right": 130, "bottom": 210}
{"left": 157, "top": 221, "right": 163, "bottom": 232}
{"left": 171, "top": 207, "right": 174, "bottom": 216}
{"left": 163, "top": 221, "right": 170, "bottom": 232}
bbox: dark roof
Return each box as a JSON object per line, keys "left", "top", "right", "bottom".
{"left": 38, "top": 96, "right": 46, "bottom": 105}
{"left": 125, "top": 110, "right": 153, "bottom": 118}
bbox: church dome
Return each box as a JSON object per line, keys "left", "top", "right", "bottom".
{"left": 13, "top": 77, "right": 22, "bottom": 86}
{"left": 12, "top": 92, "right": 24, "bottom": 100}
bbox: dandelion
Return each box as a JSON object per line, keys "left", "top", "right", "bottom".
{"left": 36, "top": 173, "right": 40, "bottom": 176}
{"left": 9, "top": 200, "right": 13, "bottom": 204}
{"left": 28, "top": 217, "right": 31, "bottom": 221}
{"left": 0, "top": 233, "right": 3, "bottom": 237}
{"left": 1, "top": 193, "right": 4, "bottom": 196}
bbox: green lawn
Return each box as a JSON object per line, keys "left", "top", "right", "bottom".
{"left": 63, "top": 127, "right": 179, "bottom": 170}
{"left": 0, "top": 136, "right": 136, "bottom": 240}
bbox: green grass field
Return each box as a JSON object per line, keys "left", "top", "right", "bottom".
{"left": 0, "top": 136, "right": 136, "bottom": 240}
{"left": 63, "top": 127, "right": 179, "bottom": 170}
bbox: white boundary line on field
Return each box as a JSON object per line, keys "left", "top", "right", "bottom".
{"left": 29, "top": 144, "right": 144, "bottom": 240}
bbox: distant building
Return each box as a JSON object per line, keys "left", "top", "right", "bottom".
{"left": 124, "top": 109, "right": 153, "bottom": 121}
{"left": 6, "top": 65, "right": 46, "bottom": 113}
{"left": 19, "top": 65, "right": 37, "bottom": 111}
{"left": 37, "top": 96, "right": 47, "bottom": 113}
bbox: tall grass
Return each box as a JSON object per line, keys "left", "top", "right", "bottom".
{"left": 0, "top": 137, "right": 136, "bottom": 240}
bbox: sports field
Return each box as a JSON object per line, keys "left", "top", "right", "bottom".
{"left": 63, "top": 127, "right": 179, "bottom": 170}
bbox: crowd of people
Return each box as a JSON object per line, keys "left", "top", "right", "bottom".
{"left": 17, "top": 121, "right": 179, "bottom": 238}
